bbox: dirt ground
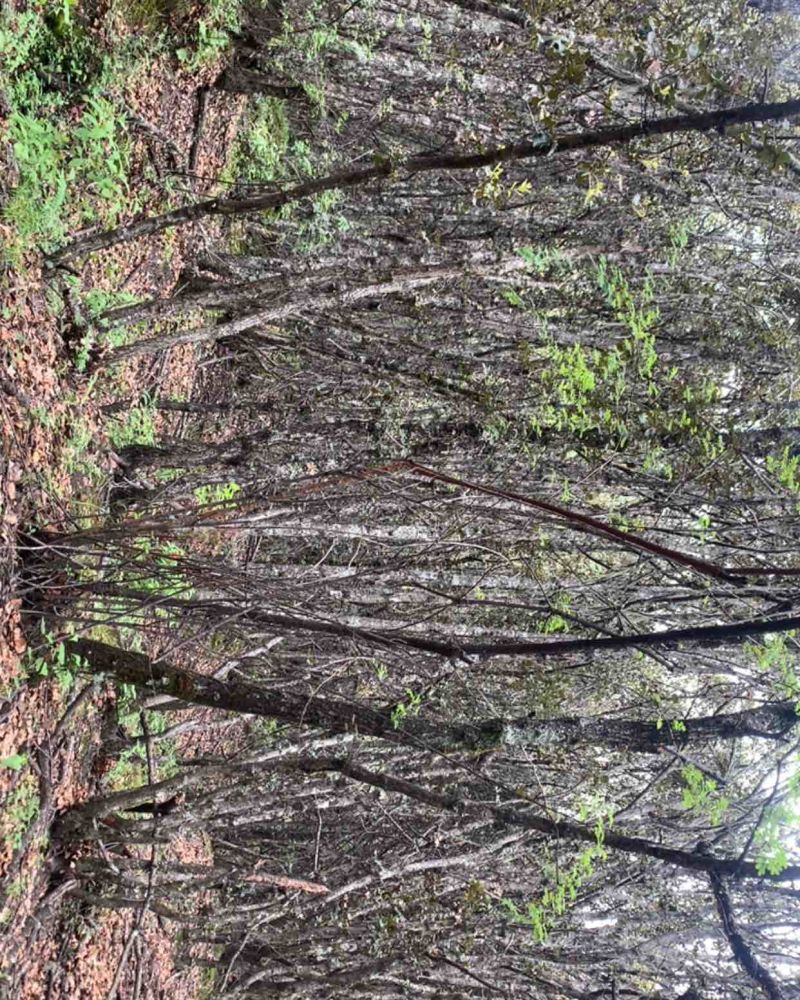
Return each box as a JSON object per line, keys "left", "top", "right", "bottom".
{"left": 0, "top": 13, "right": 246, "bottom": 995}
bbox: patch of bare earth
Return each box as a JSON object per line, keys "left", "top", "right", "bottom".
{"left": 0, "top": 12, "right": 246, "bottom": 996}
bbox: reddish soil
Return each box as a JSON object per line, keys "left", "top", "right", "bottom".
{"left": 0, "top": 9, "right": 246, "bottom": 995}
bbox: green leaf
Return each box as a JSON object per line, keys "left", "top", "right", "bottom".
{"left": 0, "top": 754, "right": 28, "bottom": 771}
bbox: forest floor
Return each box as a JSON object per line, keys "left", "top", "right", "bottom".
{"left": 0, "top": 3, "right": 249, "bottom": 996}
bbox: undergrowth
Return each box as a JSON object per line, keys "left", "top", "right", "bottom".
{"left": 224, "top": 95, "right": 350, "bottom": 252}
{"left": 0, "top": 7, "right": 133, "bottom": 263}
{"left": 0, "top": 0, "right": 253, "bottom": 265}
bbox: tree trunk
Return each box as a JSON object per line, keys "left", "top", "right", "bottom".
{"left": 51, "top": 98, "right": 800, "bottom": 262}
{"left": 97, "top": 260, "right": 522, "bottom": 364}
{"left": 117, "top": 427, "right": 271, "bottom": 473}
{"left": 298, "top": 756, "right": 800, "bottom": 882}
{"left": 66, "top": 639, "right": 797, "bottom": 754}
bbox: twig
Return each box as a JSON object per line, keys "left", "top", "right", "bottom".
{"left": 313, "top": 807, "right": 322, "bottom": 875}
{"left": 101, "top": 90, "right": 182, "bottom": 168}
{"left": 103, "top": 923, "right": 140, "bottom": 1000}
{"left": 103, "top": 712, "right": 160, "bottom": 1000}
{"left": 430, "top": 950, "right": 509, "bottom": 996}
{"left": 188, "top": 87, "right": 210, "bottom": 181}
{"left": 709, "top": 869, "right": 786, "bottom": 999}
{"left": 735, "top": 761, "right": 784, "bottom": 873}
{"left": 219, "top": 916, "right": 270, "bottom": 994}
{"left": 51, "top": 684, "right": 96, "bottom": 744}
{"left": 132, "top": 935, "right": 145, "bottom": 1000}
{"left": 658, "top": 746, "right": 727, "bottom": 787}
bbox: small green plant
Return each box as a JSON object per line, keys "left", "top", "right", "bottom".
{"left": 71, "top": 95, "right": 131, "bottom": 217}
{"left": 121, "top": 0, "right": 180, "bottom": 30}
{"left": 255, "top": 717, "right": 284, "bottom": 745}
{"left": 680, "top": 764, "right": 729, "bottom": 825}
{"left": 503, "top": 255, "right": 727, "bottom": 470}
{"left": 501, "top": 816, "right": 608, "bottom": 942}
{"left": 596, "top": 258, "right": 660, "bottom": 379}
{"left": 63, "top": 415, "right": 101, "bottom": 480}
{"left": 109, "top": 398, "right": 158, "bottom": 449}
{"left": 5, "top": 877, "right": 26, "bottom": 900}
{"left": 73, "top": 285, "right": 141, "bottom": 363}
{"left": 506, "top": 260, "right": 663, "bottom": 449}
{"left": 107, "top": 754, "right": 149, "bottom": 792}
{"left": 269, "top": 6, "right": 375, "bottom": 79}
{"left": 746, "top": 633, "right": 800, "bottom": 705}
{"left": 224, "top": 93, "right": 350, "bottom": 253}
{"left": 22, "top": 624, "right": 86, "bottom": 693}
{"left": 518, "top": 244, "right": 565, "bottom": 275}
{"left": 0, "top": 754, "right": 28, "bottom": 771}
{"left": 391, "top": 688, "right": 423, "bottom": 729}
{"left": 754, "top": 764, "right": 800, "bottom": 876}
{"left": 175, "top": 0, "right": 242, "bottom": 70}
{"left": 116, "top": 681, "right": 142, "bottom": 727}
{"left": 766, "top": 447, "right": 800, "bottom": 494}
{"left": 472, "top": 164, "right": 532, "bottom": 207}
{"left": 694, "top": 510, "right": 716, "bottom": 545}
{"left": 227, "top": 96, "right": 291, "bottom": 186}
{"left": 108, "top": 692, "right": 179, "bottom": 790}
{"left": 193, "top": 481, "right": 242, "bottom": 506}
{"left": 666, "top": 217, "right": 695, "bottom": 265}
{"left": 462, "top": 880, "right": 491, "bottom": 914}
{"left": 5, "top": 110, "right": 68, "bottom": 255}
{"left": 537, "top": 613, "right": 569, "bottom": 635}
{"left": 120, "top": 537, "right": 190, "bottom": 598}
{"left": 197, "top": 966, "right": 218, "bottom": 1000}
